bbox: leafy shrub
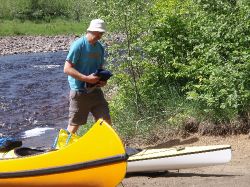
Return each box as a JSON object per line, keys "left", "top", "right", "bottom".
{"left": 145, "top": 0, "right": 250, "bottom": 122}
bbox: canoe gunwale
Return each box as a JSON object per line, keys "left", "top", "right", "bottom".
{"left": 0, "top": 153, "right": 128, "bottom": 178}
{"left": 128, "top": 146, "right": 231, "bottom": 162}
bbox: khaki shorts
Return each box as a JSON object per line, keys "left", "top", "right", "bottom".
{"left": 68, "top": 89, "right": 110, "bottom": 126}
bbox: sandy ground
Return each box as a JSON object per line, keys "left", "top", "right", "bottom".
{"left": 120, "top": 134, "right": 250, "bottom": 187}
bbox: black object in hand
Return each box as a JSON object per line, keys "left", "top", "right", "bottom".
{"left": 94, "top": 69, "right": 113, "bottom": 81}
{"left": 86, "top": 69, "right": 113, "bottom": 88}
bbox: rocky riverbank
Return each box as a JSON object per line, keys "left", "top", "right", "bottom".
{"left": 0, "top": 35, "right": 79, "bottom": 56}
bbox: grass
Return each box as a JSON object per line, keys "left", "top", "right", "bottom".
{"left": 77, "top": 118, "right": 95, "bottom": 137}
{"left": 0, "top": 19, "right": 89, "bottom": 36}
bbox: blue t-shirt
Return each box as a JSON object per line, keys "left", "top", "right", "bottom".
{"left": 66, "top": 36, "right": 104, "bottom": 91}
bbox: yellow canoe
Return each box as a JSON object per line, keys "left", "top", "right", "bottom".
{"left": 0, "top": 119, "right": 127, "bottom": 187}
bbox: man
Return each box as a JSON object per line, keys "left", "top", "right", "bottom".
{"left": 64, "top": 19, "right": 111, "bottom": 134}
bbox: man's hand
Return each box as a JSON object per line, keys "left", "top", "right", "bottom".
{"left": 96, "top": 80, "right": 107, "bottom": 87}
{"left": 85, "top": 73, "right": 100, "bottom": 84}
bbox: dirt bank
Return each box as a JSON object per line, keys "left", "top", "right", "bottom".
{"left": 120, "top": 134, "right": 250, "bottom": 187}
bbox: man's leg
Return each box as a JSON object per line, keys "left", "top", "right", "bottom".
{"left": 68, "top": 90, "right": 89, "bottom": 133}
{"left": 91, "top": 91, "right": 111, "bottom": 125}
{"left": 93, "top": 116, "right": 111, "bottom": 125}
{"left": 67, "top": 125, "right": 79, "bottom": 134}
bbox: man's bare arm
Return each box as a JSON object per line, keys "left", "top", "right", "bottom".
{"left": 64, "top": 60, "right": 99, "bottom": 84}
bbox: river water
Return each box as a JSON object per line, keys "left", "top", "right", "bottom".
{"left": 0, "top": 51, "right": 70, "bottom": 146}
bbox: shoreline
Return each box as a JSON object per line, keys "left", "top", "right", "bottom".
{"left": 0, "top": 35, "right": 79, "bottom": 56}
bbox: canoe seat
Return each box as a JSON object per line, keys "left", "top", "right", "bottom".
{"left": 14, "top": 147, "right": 49, "bottom": 157}
{"left": 0, "top": 138, "right": 22, "bottom": 151}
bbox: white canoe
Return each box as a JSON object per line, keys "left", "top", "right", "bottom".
{"left": 127, "top": 145, "right": 231, "bottom": 173}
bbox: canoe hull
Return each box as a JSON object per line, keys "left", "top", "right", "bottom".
{"left": 0, "top": 120, "right": 127, "bottom": 187}
{"left": 127, "top": 145, "right": 231, "bottom": 173}
{"left": 0, "top": 162, "right": 127, "bottom": 187}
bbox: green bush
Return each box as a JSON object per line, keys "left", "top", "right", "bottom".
{"left": 144, "top": 0, "right": 250, "bottom": 122}
{"left": 0, "top": 0, "right": 92, "bottom": 22}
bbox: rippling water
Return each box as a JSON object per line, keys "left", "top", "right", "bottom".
{"left": 0, "top": 52, "right": 69, "bottom": 138}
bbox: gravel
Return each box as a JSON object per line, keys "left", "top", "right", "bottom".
{"left": 0, "top": 35, "right": 79, "bottom": 56}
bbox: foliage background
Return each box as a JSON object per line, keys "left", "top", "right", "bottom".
{"left": 92, "top": 0, "right": 250, "bottom": 140}
{"left": 0, "top": 0, "right": 249, "bottom": 140}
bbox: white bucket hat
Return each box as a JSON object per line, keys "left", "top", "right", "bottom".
{"left": 87, "top": 19, "right": 106, "bottom": 33}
